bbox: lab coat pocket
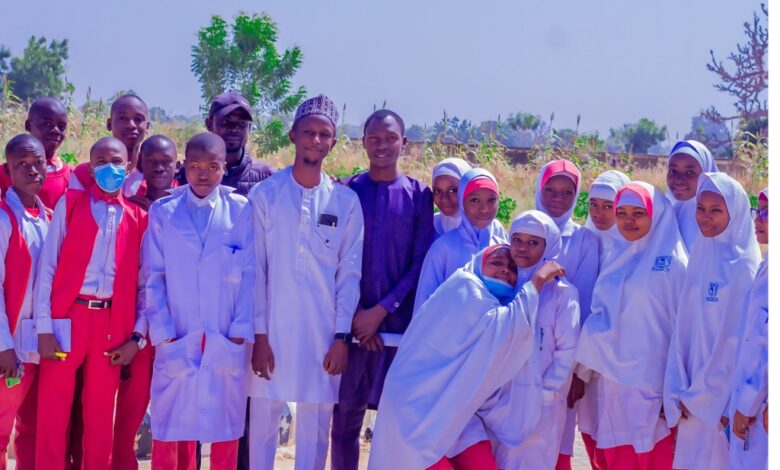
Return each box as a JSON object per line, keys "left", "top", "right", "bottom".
{"left": 222, "top": 244, "right": 245, "bottom": 285}
{"left": 214, "top": 335, "right": 249, "bottom": 377}
{"left": 156, "top": 333, "right": 196, "bottom": 378}
{"left": 313, "top": 224, "right": 341, "bottom": 265}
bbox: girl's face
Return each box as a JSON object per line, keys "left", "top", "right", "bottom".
{"left": 541, "top": 175, "right": 577, "bottom": 217}
{"left": 616, "top": 205, "right": 652, "bottom": 241}
{"left": 667, "top": 154, "right": 703, "bottom": 201}
{"left": 696, "top": 191, "right": 730, "bottom": 238}
{"left": 509, "top": 233, "right": 547, "bottom": 268}
{"left": 463, "top": 188, "right": 499, "bottom": 229}
{"left": 482, "top": 249, "right": 518, "bottom": 286}
{"left": 589, "top": 197, "right": 616, "bottom": 231}
{"left": 754, "top": 198, "right": 768, "bottom": 244}
{"left": 432, "top": 175, "right": 460, "bottom": 217}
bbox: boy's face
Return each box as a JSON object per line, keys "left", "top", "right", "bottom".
{"left": 141, "top": 146, "right": 177, "bottom": 192}
{"left": 289, "top": 115, "right": 337, "bottom": 167}
{"left": 6, "top": 141, "right": 47, "bottom": 199}
{"left": 25, "top": 106, "right": 67, "bottom": 159}
{"left": 616, "top": 205, "right": 652, "bottom": 241}
{"left": 510, "top": 232, "right": 546, "bottom": 268}
{"left": 696, "top": 191, "right": 730, "bottom": 238}
{"left": 108, "top": 98, "right": 149, "bottom": 151}
{"left": 463, "top": 188, "right": 498, "bottom": 229}
{"left": 208, "top": 109, "right": 251, "bottom": 155}
{"left": 363, "top": 115, "right": 406, "bottom": 172}
{"left": 432, "top": 175, "right": 460, "bottom": 217}
{"left": 667, "top": 154, "right": 702, "bottom": 202}
{"left": 184, "top": 148, "right": 225, "bottom": 198}
{"left": 482, "top": 249, "right": 518, "bottom": 287}
{"left": 541, "top": 175, "right": 577, "bottom": 217}
{"left": 588, "top": 197, "right": 616, "bottom": 231}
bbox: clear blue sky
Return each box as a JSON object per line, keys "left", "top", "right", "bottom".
{"left": 0, "top": 0, "right": 760, "bottom": 141}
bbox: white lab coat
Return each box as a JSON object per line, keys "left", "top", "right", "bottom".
{"left": 247, "top": 167, "right": 364, "bottom": 404}
{"left": 144, "top": 185, "right": 254, "bottom": 443}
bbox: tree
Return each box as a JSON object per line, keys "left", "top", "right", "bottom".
{"left": 0, "top": 36, "right": 71, "bottom": 101}
{"left": 705, "top": 4, "right": 767, "bottom": 130}
{"left": 506, "top": 112, "right": 542, "bottom": 132}
{"left": 609, "top": 118, "right": 667, "bottom": 153}
{"left": 685, "top": 111, "right": 732, "bottom": 157}
{"left": 191, "top": 13, "right": 307, "bottom": 155}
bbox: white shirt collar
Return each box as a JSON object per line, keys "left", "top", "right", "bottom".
{"left": 186, "top": 185, "right": 219, "bottom": 208}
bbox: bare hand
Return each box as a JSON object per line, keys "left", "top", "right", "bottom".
{"left": 229, "top": 337, "right": 245, "bottom": 345}
{"left": 352, "top": 305, "right": 387, "bottom": 342}
{"left": 678, "top": 401, "right": 690, "bottom": 420}
{"left": 359, "top": 334, "right": 384, "bottom": 353}
{"left": 323, "top": 340, "right": 348, "bottom": 375}
{"left": 127, "top": 194, "right": 152, "bottom": 210}
{"left": 531, "top": 261, "right": 565, "bottom": 292}
{"left": 38, "top": 333, "right": 64, "bottom": 361}
{"left": 763, "top": 405, "right": 768, "bottom": 432}
{"left": 567, "top": 374, "right": 585, "bottom": 409}
{"left": 732, "top": 411, "right": 755, "bottom": 440}
{"left": 104, "top": 339, "right": 140, "bottom": 366}
{"left": 252, "top": 334, "right": 275, "bottom": 380}
{"left": 720, "top": 416, "right": 729, "bottom": 429}
{"left": 0, "top": 349, "right": 18, "bottom": 378}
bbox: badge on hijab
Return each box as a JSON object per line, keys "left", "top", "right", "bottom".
{"left": 652, "top": 256, "right": 672, "bottom": 272}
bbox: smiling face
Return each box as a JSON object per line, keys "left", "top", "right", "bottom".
{"left": 363, "top": 114, "right": 406, "bottom": 172}
{"left": 754, "top": 197, "right": 768, "bottom": 244}
{"left": 667, "top": 154, "right": 703, "bottom": 201}
{"left": 433, "top": 175, "right": 460, "bottom": 217}
{"left": 509, "top": 232, "right": 546, "bottom": 268}
{"left": 289, "top": 115, "right": 337, "bottom": 167}
{"left": 107, "top": 96, "right": 149, "bottom": 155}
{"left": 616, "top": 205, "right": 652, "bottom": 241}
{"left": 696, "top": 190, "right": 730, "bottom": 238}
{"left": 482, "top": 249, "right": 518, "bottom": 286}
{"left": 25, "top": 99, "right": 68, "bottom": 160}
{"left": 463, "top": 187, "right": 498, "bottom": 229}
{"left": 589, "top": 197, "right": 616, "bottom": 230}
{"left": 6, "top": 137, "right": 47, "bottom": 201}
{"left": 208, "top": 108, "right": 252, "bottom": 157}
{"left": 541, "top": 175, "right": 577, "bottom": 217}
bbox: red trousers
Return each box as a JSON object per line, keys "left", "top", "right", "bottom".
{"left": 36, "top": 304, "right": 123, "bottom": 470}
{"left": 600, "top": 433, "right": 675, "bottom": 470}
{"left": 112, "top": 344, "right": 154, "bottom": 470}
{"left": 0, "top": 363, "right": 37, "bottom": 470}
{"left": 427, "top": 440, "right": 499, "bottom": 470}
{"left": 152, "top": 440, "right": 238, "bottom": 470}
{"left": 555, "top": 453, "right": 572, "bottom": 470}
{"left": 582, "top": 432, "right": 607, "bottom": 470}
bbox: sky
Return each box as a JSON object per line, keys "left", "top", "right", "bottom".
{"left": 0, "top": 0, "right": 761, "bottom": 141}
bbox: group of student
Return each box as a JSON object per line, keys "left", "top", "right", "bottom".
{"left": 0, "top": 89, "right": 768, "bottom": 470}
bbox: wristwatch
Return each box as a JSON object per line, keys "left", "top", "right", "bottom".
{"left": 130, "top": 332, "right": 147, "bottom": 350}
{"left": 334, "top": 332, "right": 353, "bottom": 344}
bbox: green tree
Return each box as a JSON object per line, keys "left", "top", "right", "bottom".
{"left": 506, "top": 112, "right": 542, "bottom": 131}
{"left": 609, "top": 118, "right": 667, "bottom": 153}
{"left": 0, "top": 37, "right": 71, "bottom": 101}
{"left": 191, "top": 13, "right": 307, "bottom": 155}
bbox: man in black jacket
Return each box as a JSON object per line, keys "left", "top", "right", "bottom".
{"left": 178, "top": 91, "right": 274, "bottom": 195}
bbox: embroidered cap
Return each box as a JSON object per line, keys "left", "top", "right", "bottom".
{"left": 293, "top": 94, "right": 339, "bottom": 129}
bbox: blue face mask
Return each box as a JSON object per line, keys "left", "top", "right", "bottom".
{"left": 482, "top": 276, "right": 516, "bottom": 305}
{"left": 93, "top": 163, "right": 127, "bottom": 193}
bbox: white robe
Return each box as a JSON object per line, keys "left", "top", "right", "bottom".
{"left": 368, "top": 265, "right": 539, "bottom": 470}
{"left": 576, "top": 182, "right": 688, "bottom": 452}
{"left": 728, "top": 256, "right": 768, "bottom": 470}
{"left": 664, "top": 173, "right": 761, "bottom": 470}
{"left": 144, "top": 185, "right": 254, "bottom": 443}
{"left": 247, "top": 167, "right": 364, "bottom": 404}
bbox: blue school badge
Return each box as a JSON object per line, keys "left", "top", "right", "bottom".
{"left": 652, "top": 256, "right": 672, "bottom": 272}
{"left": 705, "top": 282, "right": 720, "bottom": 302}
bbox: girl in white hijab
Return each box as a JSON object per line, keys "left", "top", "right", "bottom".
{"left": 666, "top": 140, "right": 719, "bottom": 252}
{"left": 728, "top": 187, "right": 768, "bottom": 470}
{"left": 492, "top": 210, "right": 581, "bottom": 469}
{"left": 533, "top": 160, "right": 600, "bottom": 466}
{"left": 575, "top": 181, "right": 688, "bottom": 468}
{"left": 584, "top": 170, "right": 631, "bottom": 267}
{"left": 414, "top": 168, "right": 508, "bottom": 313}
{"left": 431, "top": 157, "right": 473, "bottom": 236}
{"left": 664, "top": 173, "right": 761, "bottom": 470}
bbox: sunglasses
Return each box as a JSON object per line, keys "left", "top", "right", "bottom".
{"left": 750, "top": 208, "right": 768, "bottom": 221}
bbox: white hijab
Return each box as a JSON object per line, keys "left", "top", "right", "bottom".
{"left": 576, "top": 182, "right": 688, "bottom": 393}
{"left": 510, "top": 210, "right": 563, "bottom": 284}
{"left": 666, "top": 140, "right": 719, "bottom": 252}
{"left": 370, "top": 247, "right": 539, "bottom": 470}
{"left": 534, "top": 160, "right": 582, "bottom": 235}
{"left": 432, "top": 157, "right": 473, "bottom": 235}
{"left": 664, "top": 173, "right": 761, "bottom": 428}
{"left": 584, "top": 170, "right": 631, "bottom": 266}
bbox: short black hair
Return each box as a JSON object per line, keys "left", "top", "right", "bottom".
{"left": 363, "top": 109, "right": 405, "bottom": 136}
{"left": 90, "top": 136, "right": 127, "bottom": 158}
{"left": 111, "top": 94, "right": 148, "bottom": 115}
{"left": 28, "top": 97, "right": 67, "bottom": 119}
{"left": 141, "top": 135, "right": 177, "bottom": 157}
{"left": 185, "top": 132, "right": 226, "bottom": 159}
{"left": 5, "top": 134, "right": 44, "bottom": 159}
